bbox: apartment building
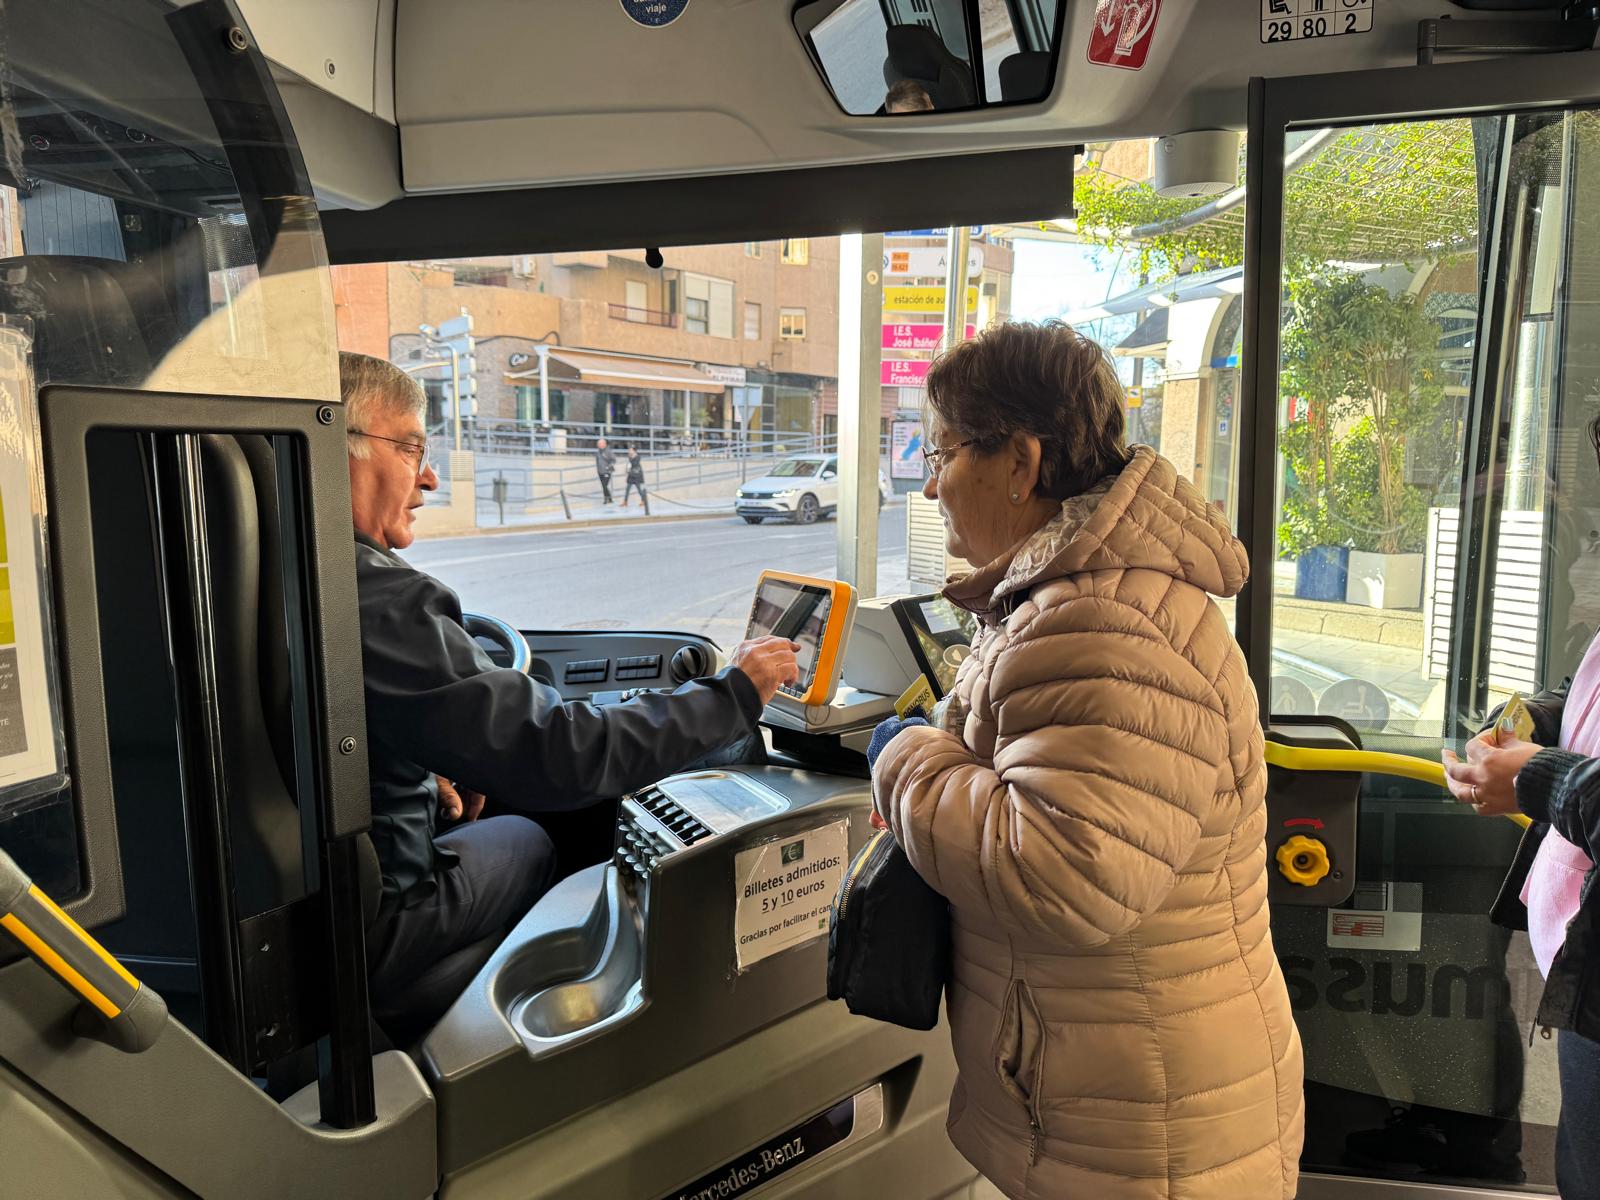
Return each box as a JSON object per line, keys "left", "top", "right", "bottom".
{"left": 332, "top": 234, "right": 1015, "bottom": 447}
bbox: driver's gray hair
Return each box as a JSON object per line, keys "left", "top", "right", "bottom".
{"left": 340, "top": 351, "right": 426, "bottom": 460}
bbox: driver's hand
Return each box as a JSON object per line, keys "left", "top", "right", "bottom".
{"left": 436, "top": 776, "right": 486, "bottom": 822}
{"left": 729, "top": 636, "right": 801, "bottom": 706}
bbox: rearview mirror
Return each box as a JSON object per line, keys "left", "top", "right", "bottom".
{"left": 794, "top": 0, "right": 1062, "bottom": 116}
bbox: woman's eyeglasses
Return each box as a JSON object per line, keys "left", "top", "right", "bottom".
{"left": 921, "top": 437, "right": 980, "bottom": 477}
{"left": 351, "top": 430, "right": 431, "bottom": 474}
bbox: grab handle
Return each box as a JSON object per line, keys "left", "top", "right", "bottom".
{"left": 1263, "top": 741, "right": 1532, "bottom": 829}
{"left": 0, "top": 848, "right": 167, "bottom": 1051}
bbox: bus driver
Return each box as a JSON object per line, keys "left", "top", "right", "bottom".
{"left": 340, "top": 353, "right": 800, "bottom": 1036}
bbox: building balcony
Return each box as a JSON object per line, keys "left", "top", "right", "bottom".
{"left": 608, "top": 303, "right": 679, "bottom": 328}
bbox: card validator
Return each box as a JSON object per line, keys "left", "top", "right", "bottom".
{"left": 744, "top": 570, "right": 856, "bottom": 708}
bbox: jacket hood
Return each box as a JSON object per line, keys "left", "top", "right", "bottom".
{"left": 944, "top": 446, "right": 1249, "bottom": 620}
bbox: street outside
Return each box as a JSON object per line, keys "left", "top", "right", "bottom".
{"left": 404, "top": 505, "right": 910, "bottom": 652}
{"left": 407, "top": 511, "right": 1443, "bottom": 732}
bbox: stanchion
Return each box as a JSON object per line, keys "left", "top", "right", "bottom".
{"left": 559, "top": 484, "right": 572, "bottom": 521}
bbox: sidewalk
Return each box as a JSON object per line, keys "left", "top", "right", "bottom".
{"left": 416, "top": 492, "right": 907, "bottom": 539}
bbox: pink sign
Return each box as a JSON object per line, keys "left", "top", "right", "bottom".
{"left": 881, "top": 360, "right": 932, "bottom": 387}
{"left": 882, "top": 323, "right": 975, "bottom": 351}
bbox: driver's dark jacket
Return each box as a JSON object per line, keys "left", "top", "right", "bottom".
{"left": 1487, "top": 685, "right": 1600, "bottom": 1041}
{"left": 353, "top": 532, "right": 762, "bottom": 912}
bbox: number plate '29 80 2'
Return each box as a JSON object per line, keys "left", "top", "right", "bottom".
{"left": 1262, "top": 0, "right": 1373, "bottom": 44}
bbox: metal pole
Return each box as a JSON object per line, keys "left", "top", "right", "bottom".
{"left": 941, "top": 226, "right": 972, "bottom": 350}
{"left": 536, "top": 344, "right": 550, "bottom": 424}
{"left": 836, "top": 231, "right": 884, "bottom": 597}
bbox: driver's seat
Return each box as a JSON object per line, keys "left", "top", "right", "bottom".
{"left": 211, "top": 431, "right": 507, "bottom": 1043}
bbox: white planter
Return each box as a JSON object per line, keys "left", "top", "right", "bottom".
{"left": 1346, "top": 550, "right": 1424, "bottom": 610}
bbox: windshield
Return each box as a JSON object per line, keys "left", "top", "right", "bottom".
{"left": 771, "top": 459, "right": 823, "bottom": 478}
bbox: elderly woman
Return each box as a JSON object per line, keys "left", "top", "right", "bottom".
{"left": 867, "top": 322, "right": 1304, "bottom": 1199}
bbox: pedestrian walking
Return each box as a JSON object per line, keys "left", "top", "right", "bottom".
{"left": 622, "top": 445, "right": 647, "bottom": 508}
{"left": 594, "top": 436, "right": 615, "bottom": 505}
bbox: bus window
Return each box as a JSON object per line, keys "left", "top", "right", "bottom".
{"left": 1260, "top": 106, "right": 1600, "bottom": 1192}
{"left": 337, "top": 236, "right": 1041, "bottom": 646}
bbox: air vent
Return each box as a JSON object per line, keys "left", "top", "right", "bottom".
{"left": 632, "top": 785, "right": 712, "bottom": 846}
{"left": 669, "top": 644, "right": 711, "bottom": 683}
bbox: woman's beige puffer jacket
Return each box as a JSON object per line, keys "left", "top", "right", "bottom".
{"left": 873, "top": 447, "right": 1304, "bottom": 1199}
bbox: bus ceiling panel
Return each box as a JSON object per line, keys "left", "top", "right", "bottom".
{"left": 231, "top": 0, "right": 393, "bottom": 122}
{"left": 273, "top": 74, "right": 403, "bottom": 212}
{"left": 347, "top": 0, "right": 1440, "bottom": 198}
{"left": 316, "top": 145, "right": 1077, "bottom": 265}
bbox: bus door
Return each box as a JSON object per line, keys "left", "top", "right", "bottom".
{"left": 0, "top": 3, "right": 435, "bottom": 1197}
{"left": 1240, "top": 47, "right": 1600, "bottom": 1197}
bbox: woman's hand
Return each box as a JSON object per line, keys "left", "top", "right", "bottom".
{"left": 1442, "top": 733, "right": 1542, "bottom": 817}
{"left": 865, "top": 715, "right": 928, "bottom": 772}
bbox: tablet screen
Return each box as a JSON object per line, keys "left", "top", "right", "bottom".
{"left": 746, "top": 577, "right": 834, "bottom": 696}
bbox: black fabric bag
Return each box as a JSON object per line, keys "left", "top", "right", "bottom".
{"left": 826, "top": 827, "right": 950, "bottom": 1031}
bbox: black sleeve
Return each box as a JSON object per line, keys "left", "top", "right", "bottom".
{"left": 1517, "top": 748, "right": 1600, "bottom": 862}
{"left": 359, "top": 556, "right": 762, "bottom": 808}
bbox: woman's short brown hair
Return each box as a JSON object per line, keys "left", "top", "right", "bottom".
{"left": 924, "top": 320, "right": 1131, "bottom": 500}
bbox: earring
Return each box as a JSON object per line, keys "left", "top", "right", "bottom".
{"left": 1010, "top": 492, "right": 1020, "bottom": 503}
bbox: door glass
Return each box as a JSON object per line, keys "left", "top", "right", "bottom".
{"left": 1266, "top": 109, "right": 1600, "bottom": 1192}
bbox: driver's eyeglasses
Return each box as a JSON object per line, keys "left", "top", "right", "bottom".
{"left": 921, "top": 438, "right": 979, "bottom": 477}
{"left": 352, "top": 430, "right": 431, "bottom": 473}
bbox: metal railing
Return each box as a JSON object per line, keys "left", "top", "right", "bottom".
{"left": 467, "top": 447, "right": 896, "bottom": 523}
{"left": 427, "top": 417, "right": 880, "bottom": 464}
{"left": 606, "top": 304, "right": 678, "bottom": 327}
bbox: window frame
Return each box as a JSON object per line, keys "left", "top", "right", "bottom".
{"left": 1239, "top": 55, "right": 1600, "bottom": 722}
{"left": 779, "top": 307, "right": 807, "bottom": 340}
{"left": 780, "top": 238, "right": 810, "bottom": 266}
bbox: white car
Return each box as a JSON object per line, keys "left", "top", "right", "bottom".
{"left": 734, "top": 455, "right": 891, "bottom": 525}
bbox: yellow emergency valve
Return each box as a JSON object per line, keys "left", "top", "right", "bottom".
{"left": 1276, "top": 835, "right": 1332, "bottom": 887}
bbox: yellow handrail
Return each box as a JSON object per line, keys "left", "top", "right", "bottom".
{"left": 1263, "top": 740, "right": 1532, "bottom": 829}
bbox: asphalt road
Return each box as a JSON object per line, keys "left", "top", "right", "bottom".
{"left": 405, "top": 506, "right": 1437, "bottom": 734}
{"left": 403, "top": 507, "right": 909, "bottom": 650}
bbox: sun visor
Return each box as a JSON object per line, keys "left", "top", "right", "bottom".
{"left": 320, "top": 147, "right": 1077, "bottom": 265}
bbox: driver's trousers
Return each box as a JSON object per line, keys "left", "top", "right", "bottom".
{"left": 367, "top": 815, "right": 556, "bottom": 1042}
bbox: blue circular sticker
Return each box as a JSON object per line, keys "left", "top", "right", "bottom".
{"left": 621, "top": 0, "right": 689, "bottom": 27}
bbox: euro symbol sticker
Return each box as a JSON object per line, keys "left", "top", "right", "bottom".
{"left": 781, "top": 840, "right": 805, "bottom": 865}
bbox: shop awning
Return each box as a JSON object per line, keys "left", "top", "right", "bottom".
{"left": 1064, "top": 265, "right": 1244, "bottom": 324}
{"left": 506, "top": 348, "right": 725, "bottom": 394}
{"left": 1113, "top": 309, "right": 1168, "bottom": 359}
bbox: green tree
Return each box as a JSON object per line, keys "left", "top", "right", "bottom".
{"left": 1280, "top": 272, "right": 1445, "bottom": 556}
{"left": 1072, "top": 121, "right": 1479, "bottom": 280}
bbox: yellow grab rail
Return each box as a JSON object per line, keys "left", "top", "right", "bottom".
{"left": 0, "top": 847, "right": 167, "bottom": 1050}
{"left": 1263, "top": 740, "right": 1532, "bottom": 829}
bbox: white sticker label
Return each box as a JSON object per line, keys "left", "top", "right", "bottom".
{"left": 1327, "top": 881, "right": 1422, "bottom": 952}
{"left": 733, "top": 819, "right": 849, "bottom": 972}
{"left": 1262, "top": 0, "right": 1373, "bottom": 44}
